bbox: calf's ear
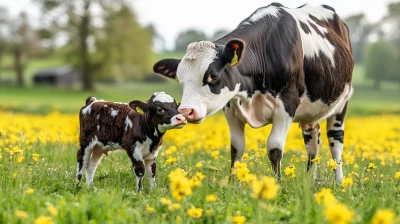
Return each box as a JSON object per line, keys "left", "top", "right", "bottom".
{"left": 153, "top": 59, "right": 181, "bottom": 81}
{"left": 129, "top": 100, "right": 149, "bottom": 115}
{"left": 222, "top": 39, "right": 245, "bottom": 66}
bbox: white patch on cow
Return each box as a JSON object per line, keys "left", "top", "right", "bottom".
{"left": 327, "top": 116, "right": 345, "bottom": 182}
{"left": 125, "top": 116, "right": 133, "bottom": 131}
{"left": 133, "top": 137, "right": 154, "bottom": 162}
{"left": 103, "top": 105, "right": 108, "bottom": 108}
{"left": 152, "top": 92, "right": 174, "bottom": 103}
{"left": 135, "top": 174, "right": 143, "bottom": 191}
{"left": 105, "top": 142, "right": 121, "bottom": 151}
{"left": 158, "top": 114, "right": 186, "bottom": 133}
{"left": 113, "top": 102, "right": 128, "bottom": 105}
{"left": 249, "top": 5, "right": 281, "bottom": 22}
{"left": 86, "top": 146, "right": 103, "bottom": 186}
{"left": 267, "top": 98, "right": 293, "bottom": 151}
{"left": 76, "top": 162, "right": 80, "bottom": 178}
{"left": 81, "top": 99, "right": 105, "bottom": 115}
{"left": 294, "top": 84, "right": 353, "bottom": 125}
{"left": 145, "top": 160, "right": 156, "bottom": 190}
{"left": 282, "top": 5, "right": 336, "bottom": 67}
{"left": 110, "top": 108, "right": 119, "bottom": 117}
{"left": 154, "top": 129, "right": 158, "bottom": 137}
{"left": 96, "top": 114, "right": 100, "bottom": 120}
{"left": 97, "top": 125, "right": 100, "bottom": 131}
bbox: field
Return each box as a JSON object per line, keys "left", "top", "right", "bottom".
{"left": 0, "top": 111, "right": 400, "bottom": 223}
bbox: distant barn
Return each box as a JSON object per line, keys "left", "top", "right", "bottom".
{"left": 33, "top": 66, "right": 81, "bottom": 86}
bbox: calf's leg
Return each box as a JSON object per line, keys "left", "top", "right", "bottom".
{"left": 145, "top": 159, "right": 156, "bottom": 190}
{"left": 76, "top": 146, "right": 85, "bottom": 181}
{"left": 302, "top": 123, "right": 321, "bottom": 171}
{"left": 86, "top": 145, "right": 103, "bottom": 186}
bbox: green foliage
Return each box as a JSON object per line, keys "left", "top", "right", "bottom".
{"left": 93, "top": 6, "right": 153, "bottom": 81}
{"left": 364, "top": 40, "right": 398, "bottom": 89}
{"left": 174, "top": 29, "right": 207, "bottom": 52}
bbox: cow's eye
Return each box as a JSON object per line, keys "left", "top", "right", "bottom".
{"left": 207, "top": 73, "right": 218, "bottom": 83}
{"left": 157, "top": 107, "right": 165, "bottom": 114}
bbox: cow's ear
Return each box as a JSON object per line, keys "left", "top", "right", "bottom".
{"left": 153, "top": 59, "right": 181, "bottom": 81}
{"left": 222, "top": 39, "right": 245, "bottom": 66}
{"left": 129, "top": 100, "right": 149, "bottom": 115}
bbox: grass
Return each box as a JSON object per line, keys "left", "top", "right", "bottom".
{"left": 0, "top": 113, "right": 399, "bottom": 223}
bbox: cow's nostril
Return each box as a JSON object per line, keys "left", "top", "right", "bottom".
{"left": 176, "top": 116, "right": 182, "bottom": 121}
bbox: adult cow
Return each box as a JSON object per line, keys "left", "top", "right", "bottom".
{"left": 153, "top": 3, "right": 353, "bottom": 182}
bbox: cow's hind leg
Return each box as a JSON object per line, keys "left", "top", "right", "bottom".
{"left": 302, "top": 123, "right": 321, "bottom": 171}
{"left": 327, "top": 103, "right": 348, "bottom": 182}
{"left": 76, "top": 146, "right": 85, "bottom": 181}
{"left": 86, "top": 145, "right": 104, "bottom": 186}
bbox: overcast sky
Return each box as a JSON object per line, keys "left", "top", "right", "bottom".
{"left": 1, "top": 0, "right": 395, "bottom": 50}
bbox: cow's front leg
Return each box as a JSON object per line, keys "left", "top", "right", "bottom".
{"left": 224, "top": 106, "right": 246, "bottom": 169}
{"left": 145, "top": 159, "right": 156, "bottom": 190}
{"left": 267, "top": 98, "right": 295, "bottom": 178}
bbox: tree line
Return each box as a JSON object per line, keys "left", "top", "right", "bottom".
{"left": 0, "top": 0, "right": 153, "bottom": 91}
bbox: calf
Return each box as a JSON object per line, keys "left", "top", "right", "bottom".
{"left": 76, "top": 92, "right": 187, "bottom": 190}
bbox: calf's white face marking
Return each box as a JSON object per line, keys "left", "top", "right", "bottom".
{"left": 158, "top": 114, "right": 186, "bottom": 133}
{"left": 153, "top": 92, "right": 174, "bottom": 103}
{"left": 177, "top": 41, "right": 240, "bottom": 121}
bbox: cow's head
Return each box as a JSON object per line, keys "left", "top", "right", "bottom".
{"left": 153, "top": 39, "right": 245, "bottom": 123}
{"left": 129, "top": 92, "right": 187, "bottom": 132}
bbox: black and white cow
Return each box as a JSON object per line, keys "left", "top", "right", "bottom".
{"left": 76, "top": 92, "right": 187, "bottom": 190}
{"left": 153, "top": 3, "right": 353, "bottom": 182}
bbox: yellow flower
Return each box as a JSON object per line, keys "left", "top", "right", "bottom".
{"left": 315, "top": 188, "right": 336, "bottom": 206}
{"left": 205, "top": 194, "right": 217, "bottom": 202}
{"left": 25, "top": 188, "right": 35, "bottom": 194}
{"left": 367, "top": 163, "right": 377, "bottom": 172}
{"left": 160, "top": 197, "right": 172, "bottom": 205}
{"left": 190, "top": 172, "right": 205, "bottom": 187}
{"left": 211, "top": 150, "right": 219, "bottom": 159}
{"left": 46, "top": 205, "right": 58, "bottom": 217}
{"left": 145, "top": 204, "right": 155, "bottom": 213}
{"left": 195, "top": 162, "right": 203, "bottom": 168}
{"left": 311, "top": 156, "right": 321, "bottom": 164}
{"left": 251, "top": 176, "right": 279, "bottom": 200}
{"left": 187, "top": 207, "right": 203, "bottom": 218}
{"left": 168, "top": 203, "right": 181, "bottom": 211}
{"left": 168, "top": 168, "right": 193, "bottom": 201}
{"left": 206, "top": 209, "right": 213, "bottom": 215}
{"left": 34, "top": 216, "right": 53, "bottom": 224}
{"left": 353, "top": 164, "right": 359, "bottom": 169}
{"left": 32, "top": 153, "right": 40, "bottom": 162}
{"left": 371, "top": 209, "right": 396, "bottom": 224}
{"left": 324, "top": 203, "right": 354, "bottom": 224}
{"left": 232, "top": 215, "right": 247, "bottom": 224}
{"left": 13, "top": 173, "right": 17, "bottom": 178}
{"left": 16, "top": 154, "right": 24, "bottom": 163}
{"left": 341, "top": 175, "right": 353, "bottom": 187}
{"left": 329, "top": 159, "right": 337, "bottom": 171}
{"left": 284, "top": 165, "right": 296, "bottom": 178}
{"left": 395, "top": 172, "right": 400, "bottom": 179}
{"left": 15, "top": 210, "right": 28, "bottom": 218}
{"left": 233, "top": 161, "right": 250, "bottom": 181}
{"left": 165, "top": 157, "right": 177, "bottom": 165}
{"left": 210, "top": 166, "right": 219, "bottom": 171}
{"left": 242, "top": 153, "right": 249, "bottom": 161}
{"left": 364, "top": 177, "right": 369, "bottom": 181}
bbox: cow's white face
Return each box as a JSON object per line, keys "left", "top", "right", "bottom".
{"left": 153, "top": 40, "right": 245, "bottom": 123}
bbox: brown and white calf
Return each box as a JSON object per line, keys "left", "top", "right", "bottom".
{"left": 76, "top": 92, "right": 187, "bottom": 190}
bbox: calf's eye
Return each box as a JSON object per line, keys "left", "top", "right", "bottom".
{"left": 157, "top": 107, "right": 165, "bottom": 114}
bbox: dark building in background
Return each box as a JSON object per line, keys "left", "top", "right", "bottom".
{"left": 33, "top": 66, "right": 81, "bottom": 86}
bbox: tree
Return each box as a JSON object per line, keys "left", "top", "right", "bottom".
{"left": 344, "top": 14, "right": 374, "bottom": 64}
{"left": 364, "top": 40, "right": 397, "bottom": 89}
{"left": 382, "top": 2, "right": 400, "bottom": 54}
{"left": 93, "top": 5, "right": 153, "bottom": 81}
{"left": 174, "top": 29, "right": 207, "bottom": 52}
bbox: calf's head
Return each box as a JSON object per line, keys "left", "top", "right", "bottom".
{"left": 153, "top": 39, "right": 245, "bottom": 123}
{"left": 129, "top": 92, "right": 187, "bottom": 133}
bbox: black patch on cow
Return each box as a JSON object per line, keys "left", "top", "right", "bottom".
{"left": 230, "top": 144, "right": 238, "bottom": 169}
{"left": 327, "top": 130, "right": 344, "bottom": 143}
{"left": 307, "top": 153, "right": 316, "bottom": 171}
{"left": 333, "top": 122, "right": 342, "bottom": 127}
{"left": 330, "top": 142, "right": 334, "bottom": 147}
{"left": 299, "top": 21, "right": 311, "bottom": 34}
{"left": 302, "top": 134, "right": 312, "bottom": 144}
{"left": 268, "top": 148, "right": 282, "bottom": 178}
{"left": 151, "top": 161, "right": 156, "bottom": 178}
{"left": 321, "top": 4, "right": 336, "bottom": 12}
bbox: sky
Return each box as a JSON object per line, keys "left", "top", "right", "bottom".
{"left": 1, "top": 0, "right": 395, "bottom": 50}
